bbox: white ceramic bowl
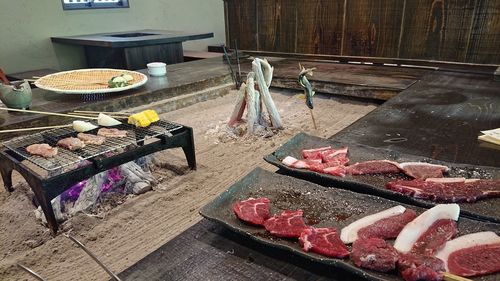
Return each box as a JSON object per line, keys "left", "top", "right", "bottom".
{"left": 147, "top": 62, "right": 167, "bottom": 76}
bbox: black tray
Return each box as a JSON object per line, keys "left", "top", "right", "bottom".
{"left": 264, "top": 132, "right": 500, "bottom": 223}
{"left": 200, "top": 168, "right": 499, "bottom": 281}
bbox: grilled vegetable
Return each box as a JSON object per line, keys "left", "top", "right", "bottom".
{"left": 73, "top": 120, "right": 98, "bottom": 132}
{"left": 108, "top": 75, "right": 129, "bottom": 88}
{"left": 128, "top": 109, "right": 160, "bottom": 127}
{"left": 97, "top": 113, "right": 121, "bottom": 126}
{"left": 143, "top": 110, "right": 159, "bottom": 122}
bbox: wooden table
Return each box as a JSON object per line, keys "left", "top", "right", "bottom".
{"left": 117, "top": 69, "right": 499, "bottom": 280}
{"left": 51, "top": 30, "right": 214, "bottom": 69}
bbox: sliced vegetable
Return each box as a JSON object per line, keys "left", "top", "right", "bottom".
{"left": 97, "top": 113, "right": 121, "bottom": 126}
{"left": 73, "top": 120, "right": 98, "bottom": 132}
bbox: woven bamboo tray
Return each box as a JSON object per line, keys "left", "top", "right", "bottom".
{"left": 34, "top": 68, "right": 148, "bottom": 94}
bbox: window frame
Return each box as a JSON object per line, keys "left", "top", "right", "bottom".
{"left": 61, "top": 0, "right": 130, "bottom": 10}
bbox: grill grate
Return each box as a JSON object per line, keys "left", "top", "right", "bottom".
{"left": 3, "top": 120, "right": 183, "bottom": 171}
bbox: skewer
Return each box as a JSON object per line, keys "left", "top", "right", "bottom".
{"left": 17, "top": 264, "right": 47, "bottom": 281}
{"left": 66, "top": 235, "right": 122, "bottom": 281}
{"left": 222, "top": 45, "right": 238, "bottom": 89}
{"left": 73, "top": 110, "right": 130, "bottom": 115}
{"left": 443, "top": 272, "right": 472, "bottom": 281}
{"left": 309, "top": 108, "right": 318, "bottom": 130}
{"left": 67, "top": 112, "right": 127, "bottom": 119}
{"left": 0, "top": 124, "right": 72, "bottom": 133}
{"left": 0, "top": 107, "right": 98, "bottom": 120}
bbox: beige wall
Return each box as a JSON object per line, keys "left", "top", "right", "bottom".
{"left": 0, "top": 0, "right": 225, "bottom": 73}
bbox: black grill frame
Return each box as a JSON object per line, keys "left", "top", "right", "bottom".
{"left": 0, "top": 120, "right": 196, "bottom": 235}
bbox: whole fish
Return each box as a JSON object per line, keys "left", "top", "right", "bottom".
{"left": 298, "top": 64, "right": 316, "bottom": 109}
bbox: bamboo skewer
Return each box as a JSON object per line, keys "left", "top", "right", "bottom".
{"left": 443, "top": 272, "right": 472, "bottom": 281}
{"left": 0, "top": 124, "right": 72, "bottom": 133}
{"left": 0, "top": 107, "right": 98, "bottom": 120}
{"left": 73, "top": 110, "right": 130, "bottom": 115}
{"left": 309, "top": 108, "right": 318, "bottom": 130}
{"left": 67, "top": 112, "right": 127, "bottom": 119}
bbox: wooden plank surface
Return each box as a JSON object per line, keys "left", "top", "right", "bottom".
{"left": 118, "top": 219, "right": 358, "bottom": 281}
{"left": 224, "top": 0, "right": 500, "bottom": 63}
{"left": 226, "top": 0, "right": 257, "bottom": 50}
{"left": 399, "top": 0, "right": 476, "bottom": 61}
{"left": 333, "top": 70, "right": 500, "bottom": 167}
{"left": 466, "top": 0, "right": 500, "bottom": 64}
{"left": 257, "top": 0, "right": 297, "bottom": 52}
{"left": 239, "top": 58, "right": 431, "bottom": 100}
{"left": 296, "top": 0, "right": 344, "bottom": 55}
{"left": 343, "top": 0, "right": 404, "bottom": 58}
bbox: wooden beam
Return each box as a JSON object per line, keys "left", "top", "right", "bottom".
{"left": 240, "top": 50, "right": 499, "bottom": 74}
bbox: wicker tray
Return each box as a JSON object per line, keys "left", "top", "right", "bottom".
{"left": 34, "top": 68, "right": 148, "bottom": 94}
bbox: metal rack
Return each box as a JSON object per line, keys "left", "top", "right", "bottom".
{"left": 0, "top": 120, "right": 195, "bottom": 235}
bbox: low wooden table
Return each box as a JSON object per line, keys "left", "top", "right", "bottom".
{"left": 117, "top": 69, "right": 500, "bottom": 280}
{"left": 51, "top": 29, "right": 214, "bottom": 69}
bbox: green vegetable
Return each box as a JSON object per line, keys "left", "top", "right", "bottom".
{"left": 108, "top": 75, "right": 130, "bottom": 88}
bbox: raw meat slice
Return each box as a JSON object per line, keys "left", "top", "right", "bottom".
{"left": 97, "top": 128, "right": 128, "bottom": 138}
{"left": 282, "top": 156, "right": 322, "bottom": 169}
{"left": 435, "top": 231, "right": 500, "bottom": 277}
{"left": 77, "top": 133, "right": 106, "bottom": 145}
{"left": 302, "top": 146, "right": 332, "bottom": 159}
{"left": 351, "top": 238, "right": 399, "bottom": 272}
{"left": 320, "top": 147, "right": 349, "bottom": 164}
{"left": 398, "top": 253, "right": 445, "bottom": 281}
{"left": 386, "top": 178, "right": 500, "bottom": 203}
{"left": 233, "top": 197, "right": 270, "bottom": 225}
{"left": 357, "top": 209, "right": 417, "bottom": 241}
{"left": 398, "top": 253, "right": 446, "bottom": 273}
{"left": 26, "top": 143, "right": 58, "bottom": 158}
{"left": 394, "top": 204, "right": 459, "bottom": 253}
{"left": 323, "top": 166, "right": 347, "bottom": 177}
{"left": 345, "top": 160, "right": 401, "bottom": 175}
{"left": 399, "top": 162, "right": 449, "bottom": 179}
{"left": 308, "top": 161, "right": 346, "bottom": 173}
{"left": 341, "top": 205, "right": 407, "bottom": 244}
{"left": 410, "top": 219, "right": 457, "bottom": 255}
{"left": 263, "top": 209, "right": 309, "bottom": 238}
{"left": 299, "top": 227, "right": 349, "bottom": 258}
{"left": 57, "top": 137, "right": 85, "bottom": 150}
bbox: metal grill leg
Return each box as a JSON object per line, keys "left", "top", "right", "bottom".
{"left": 182, "top": 128, "right": 197, "bottom": 170}
{"left": 0, "top": 155, "right": 14, "bottom": 192}
{"left": 31, "top": 185, "right": 58, "bottom": 235}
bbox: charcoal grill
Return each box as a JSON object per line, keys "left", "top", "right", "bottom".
{"left": 0, "top": 120, "right": 196, "bottom": 234}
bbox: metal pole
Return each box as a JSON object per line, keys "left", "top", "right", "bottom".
{"left": 66, "top": 235, "right": 123, "bottom": 281}
{"left": 17, "top": 264, "right": 47, "bottom": 281}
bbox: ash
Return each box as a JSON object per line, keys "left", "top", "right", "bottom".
{"left": 34, "top": 156, "right": 156, "bottom": 226}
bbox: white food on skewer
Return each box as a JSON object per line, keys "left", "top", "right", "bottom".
{"left": 340, "top": 205, "right": 406, "bottom": 244}
{"left": 73, "top": 120, "right": 98, "bottom": 132}
{"left": 435, "top": 231, "right": 500, "bottom": 271}
{"left": 97, "top": 113, "right": 121, "bottom": 127}
{"left": 393, "top": 203, "right": 460, "bottom": 253}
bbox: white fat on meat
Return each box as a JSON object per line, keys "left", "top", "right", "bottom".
{"left": 399, "top": 162, "right": 449, "bottom": 171}
{"left": 340, "top": 205, "right": 406, "bottom": 244}
{"left": 435, "top": 231, "right": 500, "bottom": 271}
{"left": 282, "top": 156, "right": 320, "bottom": 169}
{"left": 425, "top": 177, "right": 466, "bottom": 183}
{"left": 394, "top": 204, "right": 460, "bottom": 253}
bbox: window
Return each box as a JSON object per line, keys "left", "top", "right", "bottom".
{"left": 62, "top": 0, "right": 130, "bottom": 10}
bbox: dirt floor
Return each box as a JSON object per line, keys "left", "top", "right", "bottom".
{"left": 0, "top": 88, "right": 377, "bottom": 280}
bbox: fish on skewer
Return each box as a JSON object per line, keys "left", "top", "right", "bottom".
{"left": 298, "top": 63, "right": 316, "bottom": 109}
